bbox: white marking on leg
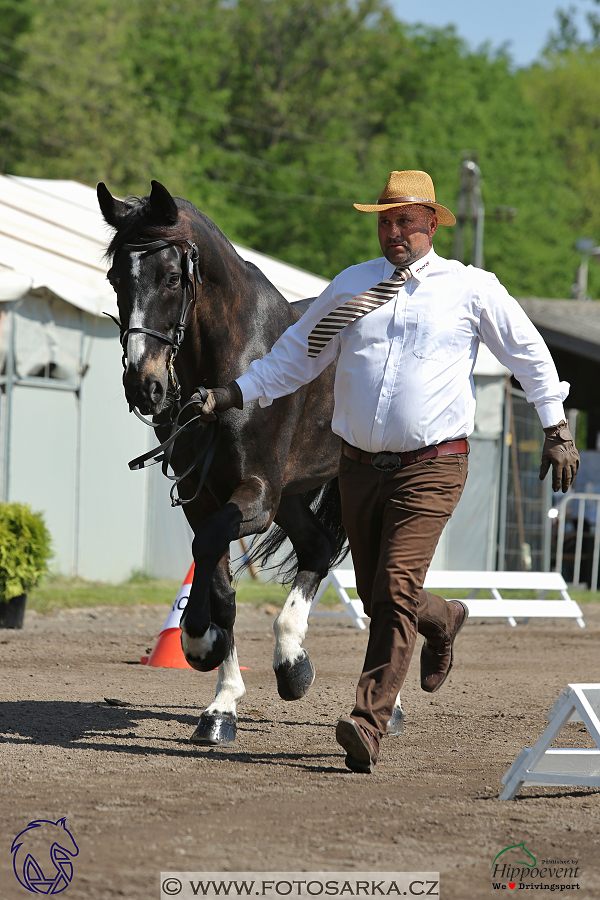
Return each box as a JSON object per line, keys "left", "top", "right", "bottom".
{"left": 181, "top": 625, "right": 217, "bottom": 660}
{"left": 273, "top": 584, "right": 311, "bottom": 668}
{"left": 204, "top": 645, "right": 246, "bottom": 717}
{"left": 394, "top": 689, "right": 403, "bottom": 714}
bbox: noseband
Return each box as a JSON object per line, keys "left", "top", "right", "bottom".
{"left": 106, "top": 238, "right": 202, "bottom": 402}
{"left": 104, "top": 238, "right": 219, "bottom": 508}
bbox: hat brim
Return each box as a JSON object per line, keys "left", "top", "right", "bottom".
{"left": 353, "top": 200, "right": 456, "bottom": 226}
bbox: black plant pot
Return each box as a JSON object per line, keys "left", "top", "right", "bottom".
{"left": 0, "top": 593, "right": 26, "bottom": 628}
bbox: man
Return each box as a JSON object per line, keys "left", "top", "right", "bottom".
{"left": 201, "top": 170, "right": 579, "bottom": 774}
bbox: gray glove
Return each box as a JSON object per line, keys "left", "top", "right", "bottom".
{"left": 539, "top": 420, "right": 580, "bottom": 493}
{"left": 195, "top": 380, "right": 244, "bottom": 419}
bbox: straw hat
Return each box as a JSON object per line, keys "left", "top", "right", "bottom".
{"left": 354, "top": 170, "right": 456, "bottom": 226}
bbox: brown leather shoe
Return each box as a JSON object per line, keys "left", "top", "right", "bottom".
{"left": 336, "top": 717, "right": 380, "bottom": 774}
{"left": 420, "top": 600, "right": 468, "bottom": 693}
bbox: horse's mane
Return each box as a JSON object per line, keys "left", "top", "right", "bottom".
{"left": 105, "top": 195, "right": 238, "bottom": 260}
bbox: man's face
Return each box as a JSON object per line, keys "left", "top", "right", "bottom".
{"left": 377, "top": 205, "right": 438, "bottom": 268}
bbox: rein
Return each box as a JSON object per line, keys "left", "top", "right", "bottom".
{"left": 104, "top": 238, "right": 219, "bottom": 507}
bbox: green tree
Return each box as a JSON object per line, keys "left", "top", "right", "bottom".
{"left": 520, "top": 1, "right": 600, "bottom": 298}
{"left": 0, "top": 0, "right": 33, "bottom": 173}
{"left": 2, "top": 0, "right": 173, "bottom": 194}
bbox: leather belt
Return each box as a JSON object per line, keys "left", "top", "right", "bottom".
{"left": 342, "top": 439, "right": 469, "bottom": 472}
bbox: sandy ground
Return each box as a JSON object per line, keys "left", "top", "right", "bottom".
{"left": 1, "top": 600, "right": 599, "bottom": 900}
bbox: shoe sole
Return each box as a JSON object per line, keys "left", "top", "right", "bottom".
{"left": 425, "top": 600, "right": 469, "bottom": 694}
{"left": 336, "top": 718, "right": 376, "bottom": 774}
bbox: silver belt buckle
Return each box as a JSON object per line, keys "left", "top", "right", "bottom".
{"left": 371, "top": 451, "right": 401, "bottom": 472}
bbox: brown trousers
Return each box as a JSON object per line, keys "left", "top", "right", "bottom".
{"left": 338, "top": 450, "right": 468, "bottom": 736}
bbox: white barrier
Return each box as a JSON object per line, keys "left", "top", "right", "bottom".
{"left": 310, "top": 569, "right": 585, "bottom": 630}
{"left": 500, "top": 684, "right": 600, "bottom": 800}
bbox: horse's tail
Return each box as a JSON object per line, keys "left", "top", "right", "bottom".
{"left": 238, "top": 478, "right": 349, "bottom": 584}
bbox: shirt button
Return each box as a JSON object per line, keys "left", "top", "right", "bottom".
{"left": 382, "top": 391, "right": 387, "bottom": 397}
{"left": 376, "top": 418, "right": 382, "bottom": 425}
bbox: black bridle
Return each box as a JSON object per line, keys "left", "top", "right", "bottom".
{"left": 104, "top": 238, "right": 220, "bottom": 507}
{"left": 106, "top": 238, "right": 202, "bottom": 402}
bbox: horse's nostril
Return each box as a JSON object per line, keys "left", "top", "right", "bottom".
{"left": 149, "top": 381, "right": 164, "bottom": 404}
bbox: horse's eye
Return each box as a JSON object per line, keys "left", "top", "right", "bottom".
{"left": 167, "top": 274, "right": 181, "bottom": 287}
{"left": 107, "top": 271, "right": 120, "bottom": 291}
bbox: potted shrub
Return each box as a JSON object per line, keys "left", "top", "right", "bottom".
{"left": 0, "top": 502, "right": 52, "bottom": 628}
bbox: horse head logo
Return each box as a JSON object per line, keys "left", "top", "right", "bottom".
{"left": 11, "top": 818, "right": 79, "bottom": 894}
{"left": 491, "top": 841, "right": 537, "bottom": 870}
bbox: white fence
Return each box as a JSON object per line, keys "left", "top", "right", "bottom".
{"left": 555, "top": 492, "right": 600, "bottom": 591}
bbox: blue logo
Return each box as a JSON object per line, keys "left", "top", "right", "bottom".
{"left": 11, "top": 818, "right": 79, "bottom": 894}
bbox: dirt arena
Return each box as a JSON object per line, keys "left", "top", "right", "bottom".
{"left": 1, "top": 600, "right": 599, "bottom": 900}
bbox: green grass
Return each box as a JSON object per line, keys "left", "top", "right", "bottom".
{"left": 26, "top": 574, "right": 344, "bottom": 613}
{"left": 25, "top": 574, "right": 600, "bottom": 614}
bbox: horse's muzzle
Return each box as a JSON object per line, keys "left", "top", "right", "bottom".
{"left": 123, "top": 368, "right": 168, "bottom": 415}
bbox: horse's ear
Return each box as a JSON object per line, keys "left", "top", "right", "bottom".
{"left": 150, "top": 180, "right": 178, "bottom": 225}
{"left": 97, "top": 183, "right": 128, "bottom": 228}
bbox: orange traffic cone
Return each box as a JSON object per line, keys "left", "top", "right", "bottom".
{"left": 141, "top": 564, "right": 194, "bottom": 669}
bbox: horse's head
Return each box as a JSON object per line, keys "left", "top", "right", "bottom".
{"left": 98, "top": 180, "right": 200, "bottom": 415}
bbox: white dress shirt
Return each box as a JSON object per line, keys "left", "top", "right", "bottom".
{"left": 236, "top": 247, "right": 568, "bottom": 453}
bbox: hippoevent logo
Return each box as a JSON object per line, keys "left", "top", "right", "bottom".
{"left": 11, "top": 817, "right": 79, "bottom": 894}
{"left": 491, "top": 842, "right": 581, "bottom": 891}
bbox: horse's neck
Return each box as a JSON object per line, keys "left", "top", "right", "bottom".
{"left": 182, "top": 224, "right": 296, "bottom": 386}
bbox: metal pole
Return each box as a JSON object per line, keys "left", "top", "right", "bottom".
{"left": 474, "top": 196, "right": 485, "bottom": 269}
{"left": 573, "top": 497, "right": 585, "bottom": 586}
{"left": 2, "top": 302, "right": 17, "bottom": 501}
{"left": 591, "top": 499, "right": 600, "bottom": 592}
{"left": 543, "top": 470, "right": 552, "bottom": 572}
{"left": 497, "top": 377, "right": 512, "bottom": 570}
{"left": 555, "top": 499, "right": 567, "bottom": 575}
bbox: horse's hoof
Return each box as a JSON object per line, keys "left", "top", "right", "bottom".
{"left": 181, "top": 625, "right": 231, "bottom": 672}
{"left": 386, "top": 707, "right": 404, "bottom": 736}
{"left": 190, "top": 712, "right": 237, "bottom": 746}
{"left": 274, "top": 652, "right": 315, "bottom": 701}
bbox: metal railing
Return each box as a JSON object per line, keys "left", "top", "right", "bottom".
{"left": 555, "top": 493, "right": 600, "bottom": 591}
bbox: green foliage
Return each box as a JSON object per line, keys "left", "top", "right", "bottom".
{"left": 26, "top": 574, "right": 346, "bottom": 612}
{"left": 0, "top": 502, "right": 52, "bottom": 599}
{"left": 0, "top": 0, "right": 598, "bottom": 297}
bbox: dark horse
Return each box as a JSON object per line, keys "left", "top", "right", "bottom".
{"left": 97, "top": 180, "right": 348, "bottom": 745}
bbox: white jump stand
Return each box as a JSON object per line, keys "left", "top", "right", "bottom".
{"left": 310, "top": 569, "right": 368, "bottom": 630}
{"left": 310, "top": 569, "right": 585, "bottom": 630}
{"left": 500, "top": 684, "right": 600, "bottom": 801}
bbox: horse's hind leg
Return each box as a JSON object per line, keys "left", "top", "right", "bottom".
{"left": 190, "top": 555, "right": 246, "bottom": 746}
{"left": 271, "top": 494, "right": 336, "bottom": 701}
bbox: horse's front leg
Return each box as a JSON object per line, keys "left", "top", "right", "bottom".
{"left": 190, "top": 555, "right": 246, "bottom": 746}
{"left": 181, "top": 476, "right": 276, "bottom": 672}
{"left": 271, "top": 495, "right": 336, "bottom": 700}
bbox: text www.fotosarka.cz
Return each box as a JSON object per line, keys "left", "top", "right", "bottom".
{"left": 160, "top": 873, "right": 440, "bottom": 899}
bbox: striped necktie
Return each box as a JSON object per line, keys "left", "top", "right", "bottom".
{"left": 307, "top": 266, "right": 410, "bottom": 358}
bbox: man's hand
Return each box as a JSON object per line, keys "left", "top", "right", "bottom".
{"left": 539, "top": 420, "right": 580, "bottom": 493}
{"left": 193, "top": 380, "right": 244, "bottom": 419}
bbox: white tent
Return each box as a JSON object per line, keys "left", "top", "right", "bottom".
{"left": 0, "top": 175, "right": 329, "bottom": 580}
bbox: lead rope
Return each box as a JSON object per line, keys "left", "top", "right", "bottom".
{"left": 128, "top": 388, "right": 220, "bottom": 507}
{"left": 104, "top": 239, "right": 219, "bottom": 506}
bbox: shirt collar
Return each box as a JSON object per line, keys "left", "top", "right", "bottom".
{"left": 382, "top": 247, "right": 437, "bottom": 282}
{"left": 407, "top": 246, "right": 437, "bottom": 282}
